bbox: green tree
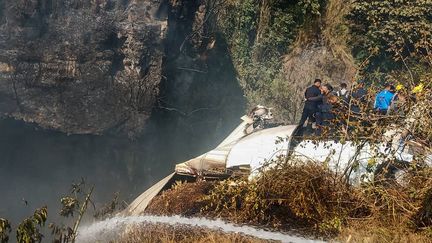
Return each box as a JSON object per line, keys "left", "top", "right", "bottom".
{"left": 349, "top": 0, "right": 432, "bottom": 74}
{"left": 16, "top": 207, "right": 47, "bottom": 243}
{"left": 216, "top": 0, "right": 326, "bottom": 121}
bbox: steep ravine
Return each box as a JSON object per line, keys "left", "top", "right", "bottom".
{"left": 0, "top": 0, "right": 355, "bottom": 137}
{"left": 0, "top": 0, "right": 245, "bottom": 138}
{"left": 0, "top": 0, "right": 246, "bottom": 227}
{"left": 0, "top": 0, "right": 163, "bottom": 136}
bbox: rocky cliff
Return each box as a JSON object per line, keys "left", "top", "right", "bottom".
{"left": 0, "top": 0, "right": 246, "bottom": 138}
{"left": 0, "top": 0, "right": 356, "bottom": 137}
{"left": 0, "top": 0, "right": 166, "bottom": 136}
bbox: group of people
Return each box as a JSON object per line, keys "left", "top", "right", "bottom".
{"left": 298, "top": 79, "right": 338, "bottom": 135}
{"left": 298, "top": 78, "right": 398, "bottom": 135}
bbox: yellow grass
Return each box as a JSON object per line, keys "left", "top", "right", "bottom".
{"left": 117, "top": 224, "right": 272, "bottom": 243}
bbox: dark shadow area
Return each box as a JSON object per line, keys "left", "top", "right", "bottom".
{"left": 155, "top": 1, "right": 246, "bottom": 161}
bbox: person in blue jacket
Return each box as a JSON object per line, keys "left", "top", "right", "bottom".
{"left": 374, "top": 83, "right": 395, "bottom": 115}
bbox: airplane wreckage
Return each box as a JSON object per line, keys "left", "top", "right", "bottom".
{"left": 123, "top": 106, "right": 432, "bottom": 216}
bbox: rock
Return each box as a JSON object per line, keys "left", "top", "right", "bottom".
{"left": 0, "top": 0, "right": 245, "bottom": 139}
{"left": 281, "top": 43, "right": 356, "bottom": 121}
{"left": 0, "top": 0, "right": 167, "bottom": 137}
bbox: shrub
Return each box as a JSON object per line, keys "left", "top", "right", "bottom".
{"left": 216, "top": 0, "right": 326, "bottom": 122}
{"left": 348, "top": 0, "right": 432, "bottom": 77}
{"left": 16, "top": 207, "right": 47, "bottom": 243}
{"left": 201, "top": 160, "right": 363, "bottom": 236}
{"left": 146, "top": 181, "right": 214, "bottom": 217}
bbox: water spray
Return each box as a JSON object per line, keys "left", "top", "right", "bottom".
{"left": 76, "top": 215, "right": 325, "bottom": 243}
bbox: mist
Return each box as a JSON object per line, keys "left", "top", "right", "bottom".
{"left": 0, "top": 96, "right": 244, "bottom": 229}
{"left": 0, "top": 0, "right": 247, "bottom": 238}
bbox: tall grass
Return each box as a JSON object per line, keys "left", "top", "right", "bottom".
{"left": 117, "top": 224, "right": 270, "bottom": 243}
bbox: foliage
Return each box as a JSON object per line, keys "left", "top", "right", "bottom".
{"left": 177, "top": 159, "right": 431, "bottom": 239}
{"left": 48, "top": 223, "right": 74, "bottom": 243}
{"left": 93, "top": 192, "right": 124, "bottom": 220}
{"left": 60, "top": 197, "right": 80, "bottom": 218}
{"left": 411, "top": 168, "right": 432, "bottom": 228}
{"left": 146, "top": 181, "right": 214, "bottom": 217}
{"left": 216, "top": 0, "right": 326, "bottom": 118}
{"left": 201, "top": 161, "right": 362, "bottom": 235}
{"left": 58, "top": 179, "right": 89, "bottom": 219}
{"left": 16, "top": 207, "right": 47, "bottom": 243}
{"left": 348, "top": 0, "right": 432, "bottom": 76}
{"left": 52, "top": 180, "right": 94, "bottom": 243}
{"left": 0, "top": 178, "right": 127, "bottom": 243}
{"left": 340, "top": 167, "right": 432, "bottom": 241}
{"left": 344, "top": 0, "right": 432, "bottom": 134}
{"left": 298, "top": 0, "right": 325, "bottom": 15}
{"left": 0, "top": 218, "right": 11, "bottom": 243}
{"left": 142, "top": 151, "right": 432, "bottom": 241}
{"left": 0, "top": 180, "right": 97, "bottom": 243}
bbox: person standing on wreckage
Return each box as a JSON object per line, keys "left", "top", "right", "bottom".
{"left": 298, "top": 79, "right": 322, "bottom": 134}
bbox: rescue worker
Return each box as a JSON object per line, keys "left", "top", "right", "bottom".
{"left": 387, "top": 84, "right": 406, "bottom": 116}
{"left": 298, "top": 79, "right": 322, "bottom": 133}
{"left": 310, "top": 84, "right": 335, "bottom": 135}
{"left": 351, "top": 80, "right": 367, "bottom": 114}
{"left": 374, "top": 83, "right": 395, "bottom": 115}
{"left": 336, "top": 83, "right": 349, "bottom": 99}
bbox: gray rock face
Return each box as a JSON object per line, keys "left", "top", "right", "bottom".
{"left": 0, "top": 0, "right": 246, "bottom": 139}
{"left": 0, "top": 0, "right": 166, "bottom": 137}
{"left": 281, "top": 44, "right": 356, "bottom": 122}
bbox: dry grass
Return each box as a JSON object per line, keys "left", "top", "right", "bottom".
{"left": 146, "top": 180, "right": 214, "bottom": 216}
{"left": 116, "top": 224, "right": 272, "bottom": 243}
{"left": 337, "top": 225, "right": 432, "bottom": 243}
{"left": 200, "top": 161, "right": 364, "bottom": 238}
{"left": 338, "top": 223, "right": 432, "bottom": 243}
{"left": 142, "top": 161, "right": 432, "bottom": 242}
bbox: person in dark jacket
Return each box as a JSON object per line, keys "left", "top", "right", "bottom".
{"left": 351, "top": 80, "right": 367, "bottom": 114}
{"left": 298, "top": 79, "right": 322, "bottom": 131}
{"left": 311, "top": 84, "right": 335, "bottom": 135}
